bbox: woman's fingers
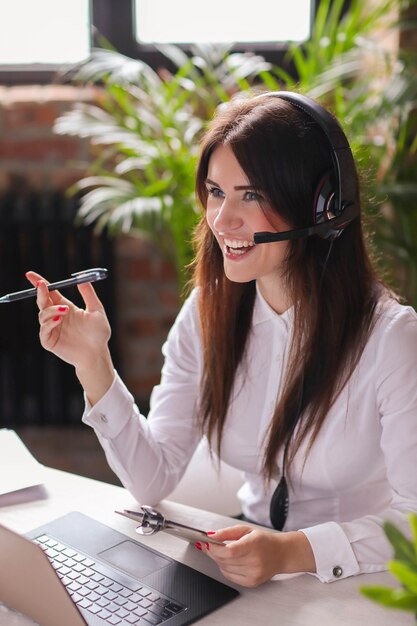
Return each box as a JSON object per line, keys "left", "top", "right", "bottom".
{"left": 77, "top": 282, "right": 105, "bottom": 312}
{"left": 26, "top": 270, "right": 104, "bottom": 312}
{"left": 197, "top": 527, "right": 284, "bottom": 587}
{"left": 198, "top": 526, "right": 253, "bottom": 568}
{"left": 38, "top": 304, "right": 69, "bottom": 325}
{"left": 36, "top": 280, "right": 54, "bottom": 310}
{"left": 39, "top": 315, "right": 64, "bottom": 348}
{"left": 197, "top": 525, "right": 254, "bottom": 564}
{"left": 38, "top": 304, "right": 69, "bottom": 344}
{"left": 204, "top": 538, "right": 251, "bottom": 565}
{"left": 25, "top": 271, "right": 70, "bottom": 307}
{"left": 27, "top": 270, "right": 112, "bottom": 374}
{"left": 206, "top": 525, "right": 253, "bottom": 542}
{"left": 25, "top": 270, "right": 44, "bottom": 287}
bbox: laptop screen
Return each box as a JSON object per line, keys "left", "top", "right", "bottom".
{"left": 0, "top": 522, "right": 86, "bottom": 626}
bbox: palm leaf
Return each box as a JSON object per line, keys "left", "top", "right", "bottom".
{"left": 73, "top": 47, "right": 162, "bottom": 88}
{"left": 361, "top": 586, "right": 417, "bottom": 611}
{"left": 388, "top": 561, "right": 417, "bottom": 591}
{"left": 54, "top": 0, "right": 417, "bottom": 299}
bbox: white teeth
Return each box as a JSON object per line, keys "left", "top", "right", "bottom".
{"left": 224, "top": 239, "right": 254, "bottom": 249}
{"left": 223, "top": 238, "right": 255, "bottom": 256}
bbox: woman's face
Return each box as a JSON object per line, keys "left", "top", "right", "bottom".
{"left": 205, "top": 144, "right": 291, "bottom": 290}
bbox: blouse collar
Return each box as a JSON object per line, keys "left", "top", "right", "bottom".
{"left": 253, "top": 282, "right": 294, "bottom": 327}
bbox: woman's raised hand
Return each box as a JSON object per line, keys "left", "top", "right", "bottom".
{"left": 26, "top": 270, "right": 115, "bottom": 405}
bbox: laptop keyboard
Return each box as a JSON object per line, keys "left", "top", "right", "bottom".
{"left": 34, "top": 534, "right": 186, "bottom": 625}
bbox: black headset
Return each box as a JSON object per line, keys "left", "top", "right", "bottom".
{"left": 253, "top": 92, "right": 360, "bottom": 244}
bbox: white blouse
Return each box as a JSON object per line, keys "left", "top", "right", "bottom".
{"left": 83, "top": 287, "right": 417, "bottom": 583}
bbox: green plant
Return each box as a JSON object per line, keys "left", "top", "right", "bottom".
{"left": 55, "top": 0, "right": 417, "bottom": 303}
{"left": 54, "top": 44, "right": 274, "bottom": 289}
{"left": 276, "top": 0, "right": 417, "bottom": 304}
{"left": 361, "top": 513, "right": 417, "bottom": 619}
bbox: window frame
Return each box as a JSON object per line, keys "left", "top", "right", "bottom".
{"left": 0, "top": 0, "right": 348, "bottom": 85}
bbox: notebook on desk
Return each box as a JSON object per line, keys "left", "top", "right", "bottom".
{"left": 0, "top": 511, "right": 239, "bottom": 626}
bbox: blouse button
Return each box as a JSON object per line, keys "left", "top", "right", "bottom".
{"left": 99, "top": 413, "right": 108, "bottom": 423}
{"left": 332, "top": 566, "right": 343, "bottom": 578}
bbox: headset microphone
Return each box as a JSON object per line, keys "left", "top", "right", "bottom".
{"left": 254, "top": 210, "right": 357, "bottom": 244}
{"left": 254, "top": 224, "right": 334, "bottom": 244}
{"left": 253, "top": 92, "right": 360, "bottom": 245}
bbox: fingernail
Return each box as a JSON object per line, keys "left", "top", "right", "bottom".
{"left": 207, "top": 531, "right": 216, "bottom": 535}
{"left": 53, "top": 316, "right": 60, "bottom": 322}
{"left": 195, "top": 542, "right": 202, "bottom": 551}
{"left": 58, "top": 306, "right": 67, "bottom": 312}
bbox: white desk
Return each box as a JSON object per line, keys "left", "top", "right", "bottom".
{"left": 0, "top": 467, "right": 413, "bottom": 626}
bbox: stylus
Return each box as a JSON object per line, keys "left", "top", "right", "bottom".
{"left": 0, "top": 268, "right": 108, "bottom": 303}
{"left": 115, "top": 510, "right": 145, "bottom": 523}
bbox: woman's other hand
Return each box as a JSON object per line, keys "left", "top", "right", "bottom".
{"left": 26, "top": 270, "right": 114, "bottom": 405}
{"left": 197, "top": 525, "right": 316, "bottom": 588}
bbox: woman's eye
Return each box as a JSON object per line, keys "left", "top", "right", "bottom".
{"left": 207, "top": 186, "right": 224, "bottom": 198}
{"left": 244, "top": 191, "right": 262, "bottom": 202}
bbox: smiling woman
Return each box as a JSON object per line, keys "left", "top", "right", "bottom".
{"left": 205, "top": 144, "right": 291, "bottom": 296}
{"left": 26, "top": 91, "right": 417, "bottom": 589}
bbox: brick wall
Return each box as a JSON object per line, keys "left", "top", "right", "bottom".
{"left": 114, "top": 234, "right": 180, "bottom": 408}
{"left": 0, "top": 85, "right": 180, "bottom": 410}
{"left": 0, "top": 85, "right": 96, "bottom": 192}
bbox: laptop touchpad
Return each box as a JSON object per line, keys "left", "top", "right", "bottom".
{"left": 98, "top": 541, "right": 171, "bottom": 579}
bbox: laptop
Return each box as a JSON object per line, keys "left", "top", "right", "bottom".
{"left": 0, "top": 511, "right": 239, "bottom": 626}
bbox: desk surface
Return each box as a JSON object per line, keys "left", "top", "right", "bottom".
{"left": 0, "top": 467, "right": 413, "bottom": 626}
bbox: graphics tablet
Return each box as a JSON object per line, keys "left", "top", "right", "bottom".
{"left": 0, "top": 511, "right": 239, "bottom": 626}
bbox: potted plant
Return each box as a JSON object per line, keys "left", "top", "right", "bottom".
{"left": 277, "top": 0, "right": 417, "bottom": 304}
{"left": 54, "top": 44, "right": 274, "bottom": 290}
{"left": 361, "top": 513, "right": 417, "bottom": 620}
{"left": 54, "top": 0, "right": 417, "bottom": 304}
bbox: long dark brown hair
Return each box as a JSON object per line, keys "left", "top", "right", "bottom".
{"left": 191, "top": 94, "right": 382, "bottom": 480}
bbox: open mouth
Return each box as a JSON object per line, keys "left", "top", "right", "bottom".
{"left": 223, "top": 238, "right": 255, "bottom": 257}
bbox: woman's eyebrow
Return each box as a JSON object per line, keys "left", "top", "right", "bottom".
{"left": 205, "top": 178, "right": 256, "bottom": 191}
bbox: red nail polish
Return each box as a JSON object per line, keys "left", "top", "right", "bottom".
{"left": 53, "top": 316, "right": 60, "bottom": 322}
{"left": 207, "top": 531, "right": 216, "bottom": 535}
{"left": 195, "top": 542, "right": 202, "bottom": 551}
{"left": 58, "top": 306, "right": 67, "bottom": 312}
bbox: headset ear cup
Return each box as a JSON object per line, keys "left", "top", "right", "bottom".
{"left": 314, "top": 174, "right": 335, "bottom": 225}
{"left": 313, "top": 174, "right": 343, "bottom": 240}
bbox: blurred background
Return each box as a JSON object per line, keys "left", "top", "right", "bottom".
{"left": 0, "top": 0, "right": 416, "bottom": 485}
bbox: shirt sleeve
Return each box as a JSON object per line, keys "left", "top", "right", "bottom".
{"left": 300, "top": 305, "right": 417, "bottom": 582}
{"left": 82, "top": 289, "right": 203, "bottom": 506}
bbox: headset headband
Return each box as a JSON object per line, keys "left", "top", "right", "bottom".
{"left": 252, "top": 92, "right": 359, "bottom": 243}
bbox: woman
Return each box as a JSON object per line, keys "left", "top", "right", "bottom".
{"left": 26, "top": 92, "right": 417, "bottom": 588}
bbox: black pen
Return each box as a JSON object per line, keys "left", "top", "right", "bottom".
{"left": 0, "top": 268, "right": 108, "bottom": 303}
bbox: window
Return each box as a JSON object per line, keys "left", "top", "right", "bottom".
{"left": 0, "top": 0, "right": 90, "bottom": 65}
{"left": 0, "top": 0, "right": 323, "bottom": 84}
{"left": 134, "top": 0, "right": 312, "bottom": 44}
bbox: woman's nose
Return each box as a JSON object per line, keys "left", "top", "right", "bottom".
{"left": 212, "top": 198, "right": 244, "bottom": 233}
